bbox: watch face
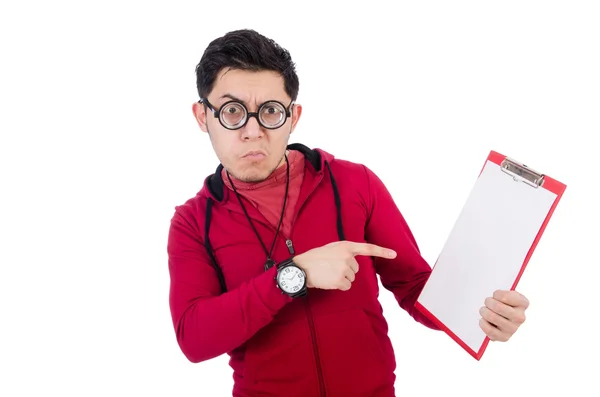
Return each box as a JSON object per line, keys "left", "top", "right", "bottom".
{"left": 277, "top": 265, "right": 305, "bottom": 294}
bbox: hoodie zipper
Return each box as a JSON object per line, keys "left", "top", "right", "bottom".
{"left": 304, "top": 298, "right": 326, "bottom": 396}
{"left": 286, "top": 238, "right": 325, "bottom": 396}
{"left": 232, "top": 171, "right": 327, "bottom": 395}
{"left": 285, "top": 242, "right": 326, "bottom": 396}
{"left": 287, "top": 172, "right": 327, "bottom": 396}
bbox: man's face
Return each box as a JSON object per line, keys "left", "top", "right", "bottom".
{"left": 192, "top": 68, "right": 302, "bottom": 182}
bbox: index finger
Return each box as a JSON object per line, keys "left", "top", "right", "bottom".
{"left": 345, "top": 241, "right": 397, "bottom": 259}
{"left": 493, "top": 290, "right": 529, "bottom": 308}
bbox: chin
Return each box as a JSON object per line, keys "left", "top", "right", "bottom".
{"left": 235, "top": 173, "right": 270, "bottom": 183}
{"left": 231, "top": 165, "right": 273, "bottom": 183}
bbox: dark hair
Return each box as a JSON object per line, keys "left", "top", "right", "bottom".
{"left": 195, "top": 29, "right": 299, "bottom": 101}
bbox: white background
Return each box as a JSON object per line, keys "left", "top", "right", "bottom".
{"left": 1, "top": 1, "right": 598, "bottom": 396}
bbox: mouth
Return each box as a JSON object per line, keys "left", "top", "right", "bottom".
{"left": 241, "top": 150, "right": 267, "bottom": 161}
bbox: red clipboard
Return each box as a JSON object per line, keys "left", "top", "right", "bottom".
{"left": 414, "top": 150, "right": 567, "bottom": 360}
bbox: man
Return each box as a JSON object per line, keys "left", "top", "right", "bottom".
{"left": 167, "top": 29, "right": 530, "bottom": 397}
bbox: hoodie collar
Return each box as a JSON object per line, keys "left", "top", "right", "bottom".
{"left": 205, "top": 143, "right": 330, "bottom": 202}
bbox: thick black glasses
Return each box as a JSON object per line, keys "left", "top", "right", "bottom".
{"left": 199, "top": 98, "right": 294, "bottom": 130}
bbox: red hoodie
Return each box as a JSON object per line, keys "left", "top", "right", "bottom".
{"left": 167, "top": 143, "right": 440, "bottom": 397}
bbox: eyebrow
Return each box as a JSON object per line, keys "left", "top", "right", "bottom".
{"left": 219, "top": 93, "right": 246, "bottom": 103}
{"left": 217, "top": 93, "right": 293, "bottom": 108}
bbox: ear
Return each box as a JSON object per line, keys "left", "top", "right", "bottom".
{"left": 289, "top": 103, "right": 302, "bottom": 134}
{"left": 192, "top": 101, "right": 209, "bottom": 133}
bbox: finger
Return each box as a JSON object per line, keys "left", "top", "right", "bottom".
{"left": 484, "top": 297, "right": 515, "bottom": 320}
{"left": 344, "top": 266, "right": 356, "bottom": 283}
{"left": 479, "top": 306, "right": 518, "bottom": 335}
{"left": 339, "top": 277, "right": 352, "bottom": 291}
{"left": 493, "top": 290, "right": 530, "bottom": 309}
{"left": 346, "top": 257, "right": 359, "bottom": 274}
{"left": 479, "top": 318, "right": 510, "bottom": 342}
{"left": 484, "top": 297, "right": 526, "bottom": 324}
{"left": 345, "top": 241, "right": 396, "bottom": 259}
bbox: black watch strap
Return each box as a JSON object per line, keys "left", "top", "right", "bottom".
{"left": 276, "top": 257, "right": 296, "bottom": 269}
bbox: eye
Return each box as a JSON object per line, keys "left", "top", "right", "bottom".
{"left": 224, "top": 105, "right": 241, "bottom": 114}
{"left": 259, "top": 101, "right": 286, "bottom": 127}
{"left": 219, "top": 102, "right": 246, "bottom": 127}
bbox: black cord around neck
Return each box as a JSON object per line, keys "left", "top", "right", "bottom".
{"left": 226, "top": 154, "right": 290, "bottom": 267}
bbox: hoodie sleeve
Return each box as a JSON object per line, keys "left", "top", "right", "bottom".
{"left": 362, "top": 165, "right": 440, "bottom": 330}
{"left": 167, "top": 207, "right": 292, "bottom": 363}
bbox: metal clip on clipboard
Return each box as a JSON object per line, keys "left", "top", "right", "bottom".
{"left": 500, "top": 157, "right": 545, "bottom": 188}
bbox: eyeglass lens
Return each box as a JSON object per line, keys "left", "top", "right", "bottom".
{"left": 220, "top": 101, "right": 286, "bottom": 129}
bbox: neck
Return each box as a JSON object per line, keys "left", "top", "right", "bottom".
{"left": 276, "top": 150, "right": 290, "bottom": 168}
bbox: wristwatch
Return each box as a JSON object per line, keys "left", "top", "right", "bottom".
{"left": 275, "top": 258, "right": 307, "bottom": 298}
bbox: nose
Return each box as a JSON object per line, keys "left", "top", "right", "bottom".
{"left": 240, "top": 115, "right": 264, "bottom": 140}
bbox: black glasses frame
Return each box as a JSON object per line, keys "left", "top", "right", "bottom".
{"left": 199, "top": 97, "right": 294, "bottom": 130}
